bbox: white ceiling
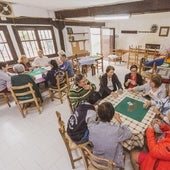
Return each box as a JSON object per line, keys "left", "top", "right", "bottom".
{"left": 8, "top": 0, "right": 143, "bottom": 11}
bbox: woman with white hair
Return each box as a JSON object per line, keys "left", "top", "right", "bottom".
{"left": 11, "top": 64, "right": 42, "bottom": 102}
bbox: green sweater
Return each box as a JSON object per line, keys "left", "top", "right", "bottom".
{"left": 68, "top": 80, "right": 96, "bottom": 108}
{"left": 11, "top": 74, "right": 43, "bottom": 102}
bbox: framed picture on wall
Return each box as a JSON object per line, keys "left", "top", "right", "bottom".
{"left": 159, "top": 27, "right": 169, "bottom": 37}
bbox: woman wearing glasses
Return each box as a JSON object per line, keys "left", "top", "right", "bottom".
{"left": 124, "top": 64, "right": 143, "bottom": 89}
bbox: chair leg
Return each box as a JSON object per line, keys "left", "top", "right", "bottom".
{"left": 58, "top": 91, "right": 63, "bottom": 104}
{"left": 17, "top": 103, "right": 25, "bottom": 118}
{"left": 49, "top": 89, "right": 54, "bottom": 101}
{"left": 35, "top": 100, "right": 41, "bottom": 114}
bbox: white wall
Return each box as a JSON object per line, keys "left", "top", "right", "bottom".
{"left": 63, "top": 26, "right": 91, "bottom": 55}
{"left": 12, "top": 4, "right": 55, "bottom": 18}
{"left": 105, "top": 12, "right": 170, "bottom": 54}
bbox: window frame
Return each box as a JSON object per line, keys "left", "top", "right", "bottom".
{"left": 0, "top": 25, "right": 17, "bottom": 64}
{"left": 12, "top": 26, "right": 58, "bottom": 59}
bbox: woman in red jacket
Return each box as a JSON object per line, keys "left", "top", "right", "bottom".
{"left": 130, "top": 119, "right": 170, "bottom": 170}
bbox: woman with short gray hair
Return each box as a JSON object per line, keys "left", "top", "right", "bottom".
{"left": 11, "top": 64, "right": 43, "bottom": 102}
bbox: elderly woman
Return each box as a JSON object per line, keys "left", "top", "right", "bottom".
{"left": 88, "top": 102, "right": 132, "bottom": 168}
{"left": 11, "top": 64, "right": 42, "bottom": 102}
{"left": 99, "top": 65, "right": 123, "bottom": 99}
{"left": 18, "top": 55, "right": 32, "bottom": 71}
{"left": 0, "top": 63, "right": 11, "bottom": 93}
{"left": 68, "top": 74, "right": 98, "bottom": 109}
{"left": 130, "top": 74, "right": 166, "bottom": 101}
{"left": 124, "top": 64, "right": 143, "bottom": 89}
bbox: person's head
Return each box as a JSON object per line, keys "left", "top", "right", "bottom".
{"left": 86, "top": 91, "right": 101, "bottom": 105}
{"left": 98, "top": 102, "right": 115, "bottom": 122}
{"left": 58, "top": 50, "right": 66, "bottom": 57}
{"left": 18, "top": 55, "right": 28, "bottom": 64}
{"left": 130, "top": 65, "right": 138, "bottom": 76}
{"left": 13, "top": 64, "right": 25, "bottom": 74}
{"left": 49, "top": 60, "right": 58, "bottom": 70}
{"left": 74, "top": 74, "right": 87, "bottom": 88}
{"left": 60, "top": 54, "right": 67, "bottom": 62}
{"left": 0, "top": 63, "right": 7, "bottom": 71}
{"left": 149, "top": 74, "right": 162, "bottom": 89}
{"left": 37, "top": 50, "right": 43, "bottom": 58}
{"left": 106, "top": 66, "right": 115, "bottom": 78}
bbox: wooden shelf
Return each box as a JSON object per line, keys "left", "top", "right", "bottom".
{"left": 69, "top": 39, "right": 89, "bottom": 42}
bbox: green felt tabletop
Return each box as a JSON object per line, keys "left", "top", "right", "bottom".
{"left": 28, "top": 68, "right": 46, "bottom": 76}
{"left": 115, "top": 97, "right": 149, "bottom": 122}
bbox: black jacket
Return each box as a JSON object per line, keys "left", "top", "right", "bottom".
{"left": 99, "top": 73, "right": 123, "bottom": 98}
{"left": 124, "top": 73, "right": 143, "bottom": 89}
{"left": 67, "top": 103, "right": 95, "bottom": 143}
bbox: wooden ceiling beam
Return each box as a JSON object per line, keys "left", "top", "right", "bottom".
{"left": 55, "top": 0, "right": 170, "bottom": 19}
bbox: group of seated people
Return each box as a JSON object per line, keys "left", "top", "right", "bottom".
{"left": 0, "top": 49, "right": 74, "bottom": 100}
{"left": 67, "top": 64, "right": 170, "bottom": 169}
{"left": 1, "top": 48, "right": 170, "bottom": 169}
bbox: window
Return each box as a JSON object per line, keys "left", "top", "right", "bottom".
{"left": 0, "top": 26, "right": 17, "bottom": 63}
{"left": 13, "top": 26, "right": 57, "bottom": 58}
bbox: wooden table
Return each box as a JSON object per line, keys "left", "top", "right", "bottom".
{"left": 100, "top": 90, "right": 155, "bottom": 150}
{"left": 28, "top": 68, "right": 47, "bottom": 84}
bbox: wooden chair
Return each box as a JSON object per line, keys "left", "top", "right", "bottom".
{"left": 108, "top": 49, "right": 122, "bottom": 65}
{"left": 80, "top": 146, "right": 116, "bottom": 170}
{"left": 69, "top": 54, "right": 80, "bottom": 75}
{"left": 80, "top": 146, "right": 125, "bottom": 170}
{"left": 96, "top": 53, "right": 104, "bottom": 73}
{"left": 127, "top": 46, "right": 138, "bottom": 68}
{"left": 10, "top": 83, "right": 41, "bottom": 118}
{"left": 139, "top": 58, "right": 156, "bottom": 82}
{"left": 49, "top": 71, "right": 69, "bottom": 103}
{"left": 66, "top": 92, "right": 74, "bottom": 113}
{"left": 56, "top": 111, "right": 88, "bottom": 169}
{"left": 0, "top": 92, "right": 11, "bottom": 107}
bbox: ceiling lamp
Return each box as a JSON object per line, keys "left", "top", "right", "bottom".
{"left": 95, "top": 14, "right": 130, "bottom": 20}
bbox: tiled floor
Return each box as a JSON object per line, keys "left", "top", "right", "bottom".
{"left": 0, "top": 61, "right": 133, "bottom": 170}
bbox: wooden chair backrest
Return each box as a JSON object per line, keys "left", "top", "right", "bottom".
{"left": 10, "top": 83, "right": 36, "bottom": 102}
{"left": 56, "top": 111, "right": 66, "bottom": 137}
{"left": 66, "top": 92, "right": 73, "bottom": 113}
{"left": 56, "top": 71, "right": 69, "bottom": 90}
{"left": 80, "top": 146, "right": 115, "bottom": 170}
{"left": 56, "top": 111, "right": 83, "bottom": 169}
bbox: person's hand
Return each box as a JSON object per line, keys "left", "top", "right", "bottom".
{"left": 153, "top": 107, "right": 161, "bottom": 115}
{"left": 111, "top": 92, "right": 118, "bottom": 98}
{"left": 118, "top": 89, "right": 123, "bottom": 94}
{"left": 152, "top": 118, "right": 162, "bottom": 127}
{"left": 131, "top": 80, "right": 137, "bottom": 85}
{"left": 127, "top": 79, "right": 131, "bottom": 83}
{"left": 143, "top": 101, "right": 151, "bottom": 109}
{"left": 146, "top": 92, "right": 153, "bottom": 98}
{"left": 114, "top": 112, "right": 122, "bottom": 124}
{"left": 94, "top": 105, "right": 98, "bottom": 111}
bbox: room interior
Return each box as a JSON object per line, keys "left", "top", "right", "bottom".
{"left": 0, "top": 0, "right": 170, "bottom": 169}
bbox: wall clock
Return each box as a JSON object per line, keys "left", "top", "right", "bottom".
{"left": 151, "top": 24, "right": 158, "bottom": 33}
